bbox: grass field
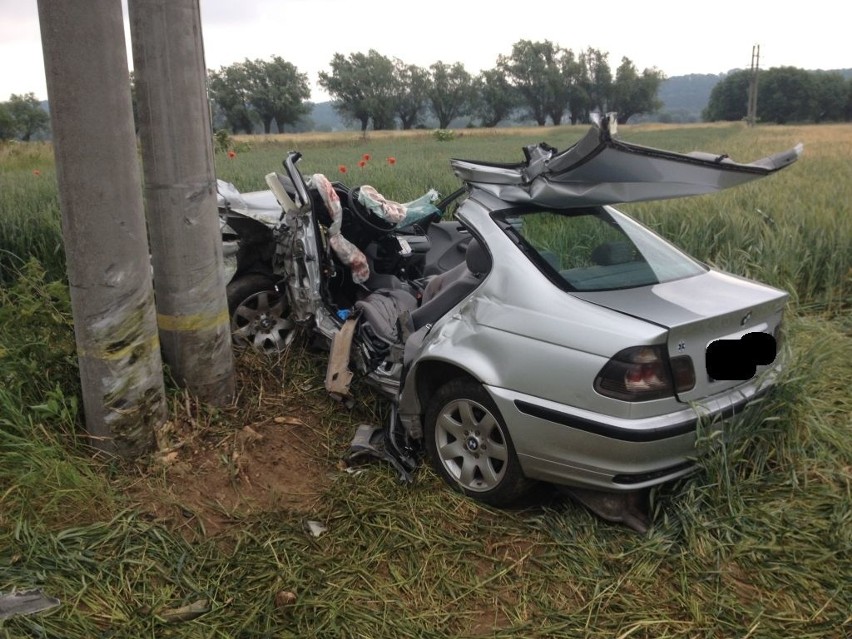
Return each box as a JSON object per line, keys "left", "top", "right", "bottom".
{"left": 1, "top": 123, "right": 850, "bottom": 637}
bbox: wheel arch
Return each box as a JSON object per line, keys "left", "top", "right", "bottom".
{"left": 415, "top": 360, "right": 481, "bottom": 413}
{"left": 399, "top": 357, "right": 487, "bottom": 439}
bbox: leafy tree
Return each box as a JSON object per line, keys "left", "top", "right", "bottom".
{"left": 567, "top": 85, "right": 590, "bottom": 125}
{"left": 548, "top": 48, "right": 579, "bottom": 125}
{"left": 319, "top": 50, "right": 396, "bottom": 132}
{"left": 610, "top": 58, "right": 664, "bottom": 124}
{"left": 702, "top": 70, "right": 751, "bottom": 121}
{"left": 579, "top": 48, "right": 612, "bottom": 120}
{"left": 501, "top": 40, "right": 574, "bottom": 126}
{"left": 705, "top": 67, "right": 852, "bottom": 124}
{"left": 473, "top": 67, "right": 518, "bottom": 127}
{"left": 846, "top": 78, "right": 852, "bottom": 121}
{"left": 208, "top": 63, "right": 257, "bottom": 134}
{"left": 4, "top": 93, "right": 50, "bottom": 141}
{"left": 758, "top": 66, "right": 815, "bottom": 124}
{"left": 427, "top": 61, "right": 474, "bottom": 129}
{"left": 393, "top": 60, "right": 430, "bottom": 130}
{"left": 0, "top": 103, "right": 15, "bottom": 140}
{"left": 808, "top": 71, "right": 846, "bottom": 122}
{"left": 243, "top": 57, "right": 311, "bottom": 133}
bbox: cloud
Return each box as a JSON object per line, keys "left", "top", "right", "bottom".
{"left": 0, "top": 0, "right": 39, "bottom": 43}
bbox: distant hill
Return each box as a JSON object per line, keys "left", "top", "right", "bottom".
{"left": 294, "top": 101, "right": 342, "bottom": 132}
{"left": 652, "top": 73, "right": 728, "bottom": 123}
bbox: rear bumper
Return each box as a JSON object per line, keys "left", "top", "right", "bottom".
{"left": 487, "top": 374, "right": 775, "bottom": 491}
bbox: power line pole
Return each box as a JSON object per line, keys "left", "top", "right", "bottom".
{"left": 747, "top": 44, "right": 760, "bottom": 127}
{"left": 36, "top": 0, "right": 167, "bottom": 456}
{"left": 128, "top": 0, "right": 235, "bottom": 404}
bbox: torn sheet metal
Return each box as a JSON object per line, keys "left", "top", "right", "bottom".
{"left": 0, "top": 590, "right": 61, "bottom": 620}
{"left": 451, "top": 113, "right": 802, "bottom": 207}
{"left": 216, "top": 178, "right": 282, "bottom": 226}
{"left": 345, "top": 423, "right": 414, "bottom": 483}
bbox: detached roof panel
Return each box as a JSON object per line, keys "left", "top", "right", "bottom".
{"left": 450, "top": 115, "right": 802, "bottom": 207}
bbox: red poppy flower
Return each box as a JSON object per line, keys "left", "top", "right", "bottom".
{"left": 386, "top": 156, "right": 396, "bottom": 165}
{"left": 227, "top": 150, "right": 236, "bottom": 159}
{"left": 32, "top": 169, "right": 42, "bottom": 176}
{"left": 362, "top": 153, "right": 371, "bottom": 162}
{"left": 358, "top": 160, "right": 366, "bottom": 168}
{"left": 339, "top": 165, "right": 348, "bottom": 174}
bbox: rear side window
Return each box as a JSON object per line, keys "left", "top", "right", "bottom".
{"left": 494, "top": 207, "right": 705, "bottom": 291}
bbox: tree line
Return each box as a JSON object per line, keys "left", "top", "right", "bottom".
{"left": 0, "top": 93, "right": 50, "bottom": 141}
{"left": 208, "top": 41, "right": 666, "bottom": 134}
{"left": 704, "top": 67, "right": 852, "bottom": 124}
{"left": 6, "top": 53, "right": 851, "bottom": 143}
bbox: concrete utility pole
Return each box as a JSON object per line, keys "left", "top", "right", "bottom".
{"left": 129, "top": 0, "right": 235, "bottom": 404}
{"left": 747, "top": 44, "right": 760, "bottom": 127}
{"left": 37, "top": 0, "right": 167, "bottom": 456}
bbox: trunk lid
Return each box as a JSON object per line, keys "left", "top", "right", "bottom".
{"left": 573, "top": 271, "right": 788, "bottom": 402}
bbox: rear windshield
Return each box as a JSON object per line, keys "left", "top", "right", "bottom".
{"left": 494, "top": 207, "right": 706, "bottom": 292}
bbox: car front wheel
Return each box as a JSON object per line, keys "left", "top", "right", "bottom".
{"left": 226, "top": 274, "right": 295, "bottom": 354}
{"left": 424, "top": 378, "right": 532, "bottom": 506}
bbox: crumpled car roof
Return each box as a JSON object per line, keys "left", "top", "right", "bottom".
{"left": 450, "top": 114, "right": 803, "bottom": 207}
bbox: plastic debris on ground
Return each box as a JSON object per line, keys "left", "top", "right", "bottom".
{"left": 304, "top": 520, "right": 328, "bottom": 538}
{"left": 0, "top": 590, "right": 61, "bottom": 620}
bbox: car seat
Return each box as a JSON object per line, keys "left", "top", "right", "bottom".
{"left": 409, "top": 238, "right": 491, "bottom": 331}
{"left": 355, "top": 238, "right": 492, "bottom": 355}
{"left": 591, "top": 241, "right": 635, "bottom": 265}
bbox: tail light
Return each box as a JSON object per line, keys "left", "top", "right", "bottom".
{"left": 594, "top": 346, "right": 694, "bottom": 402}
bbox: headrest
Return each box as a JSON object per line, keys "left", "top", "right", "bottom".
{"left": 465, "top": 239, "right": 492, "bottom": 275}
{"left": 591, "top": 241, "right": 634, "bottom": 266}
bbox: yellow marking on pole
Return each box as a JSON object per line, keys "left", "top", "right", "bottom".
{"left": 156, "top": 309, "right": 230, "bottom": 332}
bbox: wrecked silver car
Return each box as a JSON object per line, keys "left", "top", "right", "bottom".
{"left": 217, "top": 114, "right": 802, "bottom": 509}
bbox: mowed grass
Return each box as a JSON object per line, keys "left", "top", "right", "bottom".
{"left": 1, "top": 124, "right": 850, "bottom": 638}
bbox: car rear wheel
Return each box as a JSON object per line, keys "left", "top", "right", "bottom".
{"left": 424, "top": 378, "right": 532, "bottom": 506}
{"left": 226, "top": 274, "right": 295, "bottom": 354}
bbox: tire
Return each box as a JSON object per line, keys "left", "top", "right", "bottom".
{"left": 226, "top": 274, "right": 296, "bottom": 354}
{"left": 424, "top": 378, "right": 532, "bottom": 506}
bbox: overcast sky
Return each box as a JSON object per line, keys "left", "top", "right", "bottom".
{"left": 1, "top": 0, "right": 848, "bottom": 103}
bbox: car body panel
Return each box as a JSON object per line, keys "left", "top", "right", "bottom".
{"left": 400, "top": 201, "right": 679, "bottom": 426}
{"left": 485, "top": 364, "right": 775, "bottom": 491}
{"left": 450, "top": 113, "right": 803, "bottom": 208}
{"left": 574, "top": 269, "right": 787, "bottom": 401}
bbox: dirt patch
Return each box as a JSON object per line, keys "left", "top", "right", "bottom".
{"left": 128, "top": 406, "right": 335, "bottom": 538}
{"left": 124, "top": 348, "right": 356, "bottom": 539}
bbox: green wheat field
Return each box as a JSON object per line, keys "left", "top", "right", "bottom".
{"left": 1, "top": 123, "right": 850, "bottom": 637}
